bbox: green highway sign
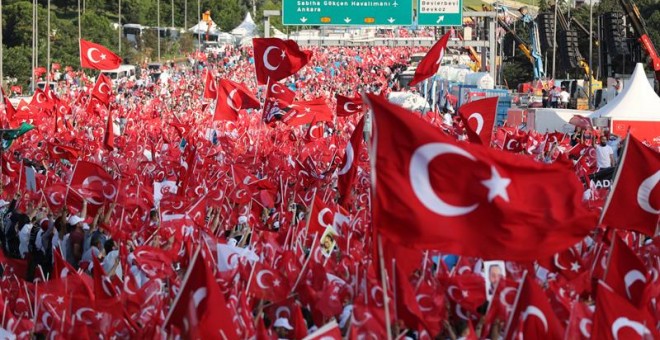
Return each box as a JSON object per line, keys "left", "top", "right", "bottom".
{"left": 282, "top": 0, "right": 413, "bottom": 26}
{"left": 416, "top": 0, "right": 463, "bottom": 26}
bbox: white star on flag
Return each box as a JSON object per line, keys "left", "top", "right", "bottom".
{"left": 481, "top": 166, "right": 511, "bottom": 202}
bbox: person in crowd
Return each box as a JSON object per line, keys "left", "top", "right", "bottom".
{"left": 595, "top": 135, "right": 616, "bottom": 170}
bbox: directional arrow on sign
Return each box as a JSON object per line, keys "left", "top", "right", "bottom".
{"left": 300, "top": 17, "right": 308, "bottom": 23}
{"left": 387, "top": 17, "right": 395, "bottom": 23}
{"left": 436, "top": 15, "right": 444, "bottom": 23}
{"left": 344, "top": 17, "right": 352, "bottom": 23}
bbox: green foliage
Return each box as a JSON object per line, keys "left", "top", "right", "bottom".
{"left": 3, "top": 45, "right": 33, "bottom": 87}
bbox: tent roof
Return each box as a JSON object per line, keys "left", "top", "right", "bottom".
{"left": 272, "top": 28, "right": 287, "bottom": 39}
{"left": 231, "top": 12, "right": 257, "bottom": 37}
{"left": 590, "top": 63, "right": 660, "bottom": 122}
{"left": 188, "top": 20, "right": 219, "bottom": 35}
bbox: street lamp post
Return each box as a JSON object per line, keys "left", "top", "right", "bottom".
{"left": 588, "top": 0, "right": 594, "bottom": 109}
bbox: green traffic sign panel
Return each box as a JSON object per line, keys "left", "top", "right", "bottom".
{"left": 282, "top": 0, "right": 413, "bottom": 26}
{"left": 416, "top": 0, "right": 463, "bottom": 26}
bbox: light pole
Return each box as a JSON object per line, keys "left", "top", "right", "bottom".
{"left": 157, "top": 0, "right": 161, "bottom": 62}
{"left": 118, "top": 0, "right": 122, "bottom": 53}
{"left": 588, "top": 0, "right": 594, "bottom": 108}
{"left": 552, "top": 0, "right": 558, "bottom": 79}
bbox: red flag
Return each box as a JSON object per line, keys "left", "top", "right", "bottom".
{"left": 366, "top": 93, "right": 596, "bottom": 261}
{"left": 47, "top": 142, "right": 81, "bottom": 161}
{"left": 247, "top": 262, "right": 291, "bottom": 302}
{"left": 213, "top": 79, "right": 260, "bottom": 121}
{"left": 282, "top": 98, "right": 333, "bottom": 126}
{"left": 604, "top": 234, "right": 649, "bottom": 307}
{"left": 70, "top": 161, "right": 118, "bottom": 205}
{"left": 91, "top": 73, "right": 113, "bottom": 105}
{"left": 263, "top": 82, "right": 296, "bottom": 123}
{"left": 30, "top": 88, "right": 52, "bottom": 110}
{"left": 43, "top": 183, "right": 68, "bottom": 212}
{"left": 253, "top": 38, "right": 312, "bottom": 84}
{"left": 164, "top": 249, "right": 238, "bottom": 339}
{"left": 202, "top": 70, "right": 217, "bottom": 100}
{"left": 591, "top": 280, "right": 658, "bottom": 340}
{"left": 601, "top": 135, "right": 660, "bottom": 235}
{"left": 79, "top": 39, "right": 122, "bottom": 70}
{"left": 335, "top": 94, "right": 364, "bottom": 117}
{"left": 338, "top": 116, "right": 365, "bottom": 207}
{"left": 3, "top": 97, "right": 16, "bottom": 122}
{"left": 504, "top": 273, "right": 565, "bottom": 339}
{"left": 565, "top": 299, "right": 594, "bottom": 339}
{"left": 307, "top": 195, "right": 335, "bottom": 236}
{"left": 409, "top": 32, "right": 450, "bottom": 87}
{"left": 457, "top": 97, "right": 498, "bottom": 145}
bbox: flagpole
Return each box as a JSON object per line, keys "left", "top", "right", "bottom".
{"left": 78, "top": 0, "right": 81, "bottom": 42}
{"left": 0, "top": 0, "right": 3, "bottom": 96}
{"left": 502, "top": 270, "right": 527, "bottom": 338}
{"left": 118, "top": 0, "right": 121, "bottom": 53}
{"left": 598, "top": 133, "right": 630, "bottom": 225}
{"left": 157, "top": 0, "right": 161, "bottom": 63}
{"left": 377, "top": 235, "right": 393, "bottom": 340}
{"left": 47, "top": 0, "right": 51, "bottom": 86}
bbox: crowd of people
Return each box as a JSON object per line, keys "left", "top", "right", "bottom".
{"left": 0, "top": 38, "right": 655, "bottom": 340}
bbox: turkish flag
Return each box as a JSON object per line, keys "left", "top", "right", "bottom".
{"left": 263, "top": 82, "right": 296, "bottom": 123}
{"left": 366, "top": 93, "right": 597, "bottom": 261}
{"left": 335, "top": 94, "right": 364, "bottom": 117}
{"left": 47, "top": 142, "right": 81, "bottom": 161}
{"left": 504, "top": 273, "right": 565, "bottom": 339}
{"left": 43, "top": 183, "right": 68, "bottom": 213}
{"left": 282, "top": 98, "right": 333, "bottom": 126}
{"left": 307, "top": 195, "right": 335, "bottom": 236}
{"left": 601, "top": 135, "right": 660, "bottom": 235}
{"left": 564, "top": 301, "right": 594, "bottom": 340}
{"left": 202, "top": 70, "right": 217, "bottom": 100}
{"left": 70, "top": 160, "right": 118, "bottom": 206}
{"left": 253, "top": 38, "right": 312, "bottom": 84}
{"left": 457, "top": 97, "right": 498, "bottom": 145}
{"left": 247, "top": 262, "right": 290, "bottom": 302}
{"left": 502, "top": 132, "right": 526, "bottom": 153}
{"left": 213, "top": 79, "right": 260, "bottom": 121}
{"left": 79, "top": 39, "right": 122, "bottom": 70}
{"left": 3, "top": 97, "right": 16, "bottom": 123}
{"left": 338, "top": 116, "right": 365, "bottom": 207}
{"left": 409, "top": 32, "right": 450, "bottom": 87}
{"left": 164, "top": 249, "right": 238, "bottom": 339}
{"left": 91, "top": 73, "right": 113, "bottom": 105}
{"left": 604, "top": 234, "right": 649, "bottom": 307}
{"left": 591, "top": 280, "right": 659, "bottom": 340}
{"left": 30, "top": 88, "right": 52, "bottom": 111}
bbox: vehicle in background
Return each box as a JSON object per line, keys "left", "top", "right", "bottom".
{"left": 101, "top": 65, "right": 138, "bottom": 83}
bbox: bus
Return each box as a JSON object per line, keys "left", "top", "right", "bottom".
{"left": 101, "top": 65, "right": 137, "bottom": 83}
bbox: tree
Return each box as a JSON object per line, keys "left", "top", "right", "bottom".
{"left": 3, "top": 45, "right": 33, "bottom": 87}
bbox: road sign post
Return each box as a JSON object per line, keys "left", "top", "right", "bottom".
{"left": 282, "top": 0, "right": 413, "bottom": 26}
{"left": 417, "top": 0, "right": 462, "bottom": 26}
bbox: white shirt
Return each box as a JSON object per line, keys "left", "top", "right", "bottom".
{"left": 18, "top": 224, "right": 33, "bottom": 258}
{"left": 102, "top": 250, "right": 123, "bottom": 277}
{"left": 596, "top": 144, "right": 614, "bottom": 168}
{"left": 559, "top": 91, "right": 570, "bottom": 103}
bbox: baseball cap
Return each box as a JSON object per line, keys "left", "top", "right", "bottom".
{"left": 273, "top": 318, "right": 293, "bottom": 330}
{"left": 68, "top": 215, "right": 84, "bottom": 226}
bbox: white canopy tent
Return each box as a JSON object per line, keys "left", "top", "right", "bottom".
{"left": 272, "top": 28, "right": 288, "bottom": 39}
{"left": 188, "top": 20, "right": 219, "bottom": 35}
{"left": 231, "top": 12, "right": 257, "bottom": 38}
{"left": 589, "top": 63, "right": 660, "bottom": 140}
